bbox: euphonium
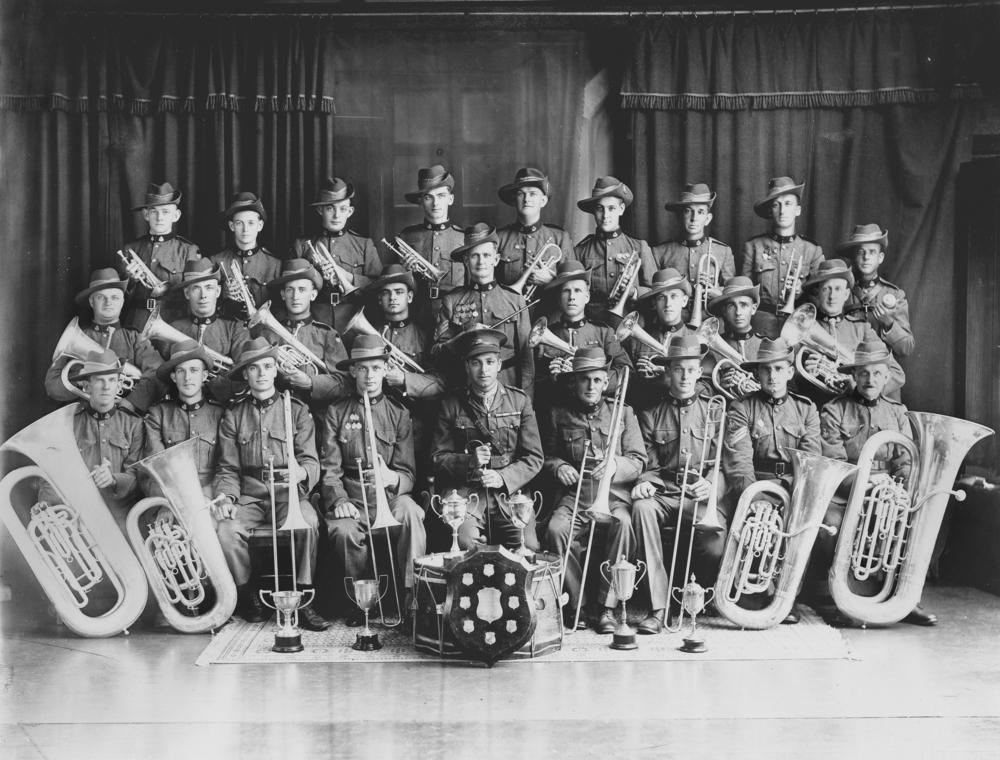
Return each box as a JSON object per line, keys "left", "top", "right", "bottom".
{"left": 343, "top": 308, "right": 425, "bottom": 373}
{"left": 528, "top": 317, "right": 576, "bottom": 357}
{"left": 126, "top": 438, "right": 238, "bottom": 633}
{"left": 247, "top": 301, "right": 329, "bottom": 374}
{"left": 52, "top": 318, "right": 143, "bottom": 400}
{"left": 0, "top": 406, "right": 149, "bottom": 637}
{"left": 687, "top": 248, "right": 720, "bottom": 329}
{"left": 715, "top": 450, "right": 856, "bottom": 629}
{"left": 383, "top": 237, "right": 446, "bottom": 283}
{"left": 115, "top": 248, "right": 168, "bottom": 298}
{"left": 779, "top": 304, "right": 853, "bottom": 394}
{"left": 829, "top": 413, "right": 993, "bottom": 625}
{"left": 778, "top": 251, "right": 804, "bottom": 315}
{"left": 695, "top": 317, "right": 761, "bottom": 401}
{"left": 508, "top": 243, "right": 563, "bottom": 301}
{"left": 305, "top": 240, "right": 361, "bottom": 301}
{"left": 139, "top": 311, "right": 234, "bottom": 377}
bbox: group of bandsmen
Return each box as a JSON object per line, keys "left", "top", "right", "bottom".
{"left": 38, "top": 164, "right": 934, "bottom": 635}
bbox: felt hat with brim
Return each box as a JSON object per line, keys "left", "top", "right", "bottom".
{"left": 173, "top": 259, "right": 221, "bottom": 290}
{"left": 221, "top": 191, "right": 267, "bottom": 223}
{"left": 577, "top": 176, "right": 634, "bottom": 213}
{"left": 741, "top": 338, "right": 795, "bottom": 370}
{"left": 404, "top": 164, "right": 455, "bottom": 204}
{"left": 227, "top": 337, "right": 283, "bottom": 378}
{"left": 836, "top": 223, "right": 889, "bottom": 254}
{"left": 707, "top": 276, "right": 761, "bottom": 316}
{"left": 753, "top": 176, "right": 805, "bottom": 218}
{"left": 840, "top": 338, "right": 893, "bottom": 371}
{"left": 543, "top": 259, "right": 593, "bottom": 291}
{"left": 498, "top": 167, "right": 551, "bottom": 206}
{"left": 803, "top": 259, "right": 855, "bottom": 290}
{"left": 156, "top": 340, "right": 213, "bottom": 382}
{"left": 652, "top": 334, "right": 708, "bottom": 365}
{"left": 637, "top": 268, "right": 691, "bottom": 302}
{"left": 368, "top": 263, "right": 415, "bottom": 293}
{"left": 449, "top": 324, "right": 508, "bottom": 359}
{"left": 561, "top": 346, "right": 611, "bottom": 376}
{"left": 75, "top": 268, "right": 128, "bottom": 307}
{"left": 308, "top": 177, "right": 355, "bottom": 207}
{"left": 335, "top": 334, "right": 392, "bottom": 370}
{"left": 131, "top": 182, "right": 182, "bottom": 211}
{"left": 74, "top": 349, "right": 122, "bottom": 380}
{"left": 449, "top": 223, "right": 499, "bottom": 262}
{"left": 266, "top": 258, "right": 324, "bottom": 293}
{"left": 665, "top": 182, "right": 717, "bottom": 211}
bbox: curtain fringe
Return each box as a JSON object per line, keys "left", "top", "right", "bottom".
{"left": 620, "top": 85, "right": 984, "bottom": 111}
{"left": 0, "top": 93, "right": 337, "bottom": 114}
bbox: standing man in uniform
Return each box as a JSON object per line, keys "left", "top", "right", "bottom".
{"left": 741, "top": 176, "right": 825, "bottom": 336}
{"left": 211, "top": 192, "right": 282, "bottom": 321}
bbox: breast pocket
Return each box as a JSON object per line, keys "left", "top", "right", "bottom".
{"left": 337, "top": 428, "right": 366, "bottom": 465}
{"left": 374, "top": 428, "right": 398, "bottom": 465}
{"left": 651, "top": 428, "right": 680, "bottom": 467}
{"left": 106, "top": 431, "right": 133, "bottom": 470}
{"left": 453, "top": 417, "right": 480, "bottom": 450}
{"left": 561, "top": 428, "right": 589, "bottom": 464}
{"left": 496, "top": 415, "right": 522, "bottom": 453}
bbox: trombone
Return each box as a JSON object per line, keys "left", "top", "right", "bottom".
{"left": 687, "top": 247, "right": 719, "bottom": 329}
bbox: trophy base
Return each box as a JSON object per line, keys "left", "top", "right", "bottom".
{"left": 352, "top": 632, "right": 383, "bottom": 651}
{"left": 610, "top": 624, "right": 638, "bottom": 651}
{"left": 679, "top": 635, "right": 707, "bottom": 654}
{"left": 272, "top": 632, "right": 304, "bottom": 654}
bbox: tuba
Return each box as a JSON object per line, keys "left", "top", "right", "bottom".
{"left": 715, "top": 450, "right": 856, "bottom": 629}
{"left": 695, "top": 317, "right": 761, "bottom": 401}
{"left": 126, "top": 438, "right": 238, "bottom": 633}
{"left": 343, "top": 308, "right": 425, "bottom": 373}
{"left": 139, "top": 311, "right": 234, "bottom": 377}
{"left": 247, "top": 300, "right": 329, "bottom": 375}
{"left": 507, "top": 243, "right": 563, "bottom": 302}
{"left": 383, "top": 237, "right": 446, "bottom": 283}
{"left": 829, "top": 412, "right": 993, "bottom": 626}
{"left": 687, "top": 248, "right": 719, "bottom": 329}
{"left": 52, "top": 318, "right": 143, "bottom": 400}
{"left": 780, "top": 304, "right": 854, "bottom": 394}
{"left": 0, "top": 406, "right": 149, "bottom": 637}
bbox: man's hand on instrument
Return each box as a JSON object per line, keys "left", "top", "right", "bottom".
{"left": 210, "top": 495, "right": 238, "bottom": 521}
{"left": 590, "top": 455, "right": 617, "bottom": 481}
{"left": 333, "top": 500, "right": 361, "bottom": 520}
{"left": 384, "top": 361, "right": 405, "bottom": 387}
{"left": 315, "top": 259, "right": 338, "bottom": 287}
{"left": 636, "top": 356, "right": 664, "bottom": 378}
{"left": 222, "top": 278, "right": 244, "bottom": 302}
{"left": 290, "top": 461, "right": 309, "bottom": 484}
{"left": 871, "top": 301, "right": 895, "bottom": 329}
{"left": 556, "top": 463, "right": 580, "bottom": 486}
{"left": 866, "top": 473, "right": 893, "bottom": 490}
{"left": 479, "top": 469, "right": 504, "bottom": 489}
{"left": 803, "top": 352, "right": 822, "bottom": 375}
{"left": 631, "top": 481, "right": 657, "bottom": 499}
{"left": 529, "top": 266, "right": 555, "bottom": 286}
{"left": 90, "top": 458, "right": 114, "bottom": 489}
{"left": 688, "top": 475, "right": 712, "bottom": 502}
{"left": 280, "top": 367, "right": 313, "bottom": 390}
{"left": 377, "top": 455, "right": 400, "bottom": 488}
{"left": 549, "top": 356, "right": 573, "bottom": 377}
{"left": 719, "top": 366, "right": 740, "bottom": 390}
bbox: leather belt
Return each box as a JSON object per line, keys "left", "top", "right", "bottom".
{"left": 755, "top": 459, "right": 788, "bottom": 477}
{"left": 661, "top": 467, "right": 704, "bottom": 488}
{"left": 241, "top": 466, "right": 289, "bottom": 483}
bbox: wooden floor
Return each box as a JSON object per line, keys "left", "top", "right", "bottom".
{"left": 2, "top": 585, "right": 999, "bottom": 759}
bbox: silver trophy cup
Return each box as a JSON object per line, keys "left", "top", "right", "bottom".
{"left": 259, "top": 588, "right": 315, "bottom": 653}
{"left": 345, "top": 576, "right": 389, "bottom": 651}
{"left": 600, "top": 555, "right": 647, "bottom": 650}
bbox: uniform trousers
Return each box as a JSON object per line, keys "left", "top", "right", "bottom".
{"left": 216, "top": 497, "right": 319, "bottom": 586}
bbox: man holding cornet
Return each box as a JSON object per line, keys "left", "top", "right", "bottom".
{"left": 652, "top": 182, "right": 735, "bottom": 288}
{"left": 211, "top": 192, "right": 282, "bottom": 321}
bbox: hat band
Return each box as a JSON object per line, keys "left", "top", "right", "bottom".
{"left": 572, "top": 358, "right": 608, "bottom": 372}
{"left": 146, "top": 193, "right": 175, "bottom": 203}
{"left": 653, "top": 277, "right": 687, "bottom": 290}
{"left": 278, "top": 267, "right": 314, "bottom": 280}
{"left": 89, "top": 278, "right": 125, "bottom": 288}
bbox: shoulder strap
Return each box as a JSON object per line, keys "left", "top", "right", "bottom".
{"left": 458, "top": 394, "right": 503, "bottom": 453}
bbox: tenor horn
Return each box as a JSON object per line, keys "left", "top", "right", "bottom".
{"left": 52, "top": 318, "right": 143, "bottom": 400}
{"left": 695, "top": 318, "right": 761, "bottom": 401}
{"left": 714, "top": 450, "right": 856, "bottom": 629}
{"left": 139, "top": 311, "right": 234, "bottom": 377}
{"left": 126, "top": 439, "right": 238, "bottom": 633}
{"left": 528, "top": 317, "right": 576, "bottom": 357}
{"left": 343, "top": 308, "right": 425, "bottom": 373}
{"left": 614, "top": 311, "right": 669, "bottom": 361}
{"left": 829, "top": 413, "right": 993, "bottom": 626}
{"left": 780, "top": 304, "right": 854, "bottom": 394}
{"left": 247, "top": 301, "right": 329, "bottom": 374}
{"left": 0, "top": 406, "right": 149, "bottom": 637}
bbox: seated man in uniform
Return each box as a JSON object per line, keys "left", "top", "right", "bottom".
{"left": 629, "top": 335, "right": 730, "bottom": 634}
{"left": 430, "top": 325, "right": 543, "bottom": 551}
{"left": 119, "top": 181, "right": 201, "bottom": 329}
{"left": 495, "top": 167, "right": 574, "bottom": 293}
{"left": 837, "top": 223, "right": 915, "bottom": 358}
{"left": 818, "top": 339, "right": 935, "bottom": 626}
{"left": 322, "top": 335, "right": 426, "bottom": 625}
{"left": 543, "top": 348, "right": 645, "bottom": 633}
{"left": 211, "top": 338, "right": 330, "bottom": 631}
{"left": 703, "top": 276, "right": 766, "bottom": 400}
{"left": 211, "top": 192, "right": 282, "bottom": 321}
{"left": 741, "top": 176, "right": 824, "bottom": 336}
{"left": 432, "top": 223, "right": 534, "bottom": 397}
{"left": 574, "top": 176, "right": 656, "bottom": 320}
{"left": 45, "top": 268, "right": 162, "bottom": 414}
{"left": 290, "top": 177, "right": 382, "bottom": 331}
{"left": 723, "top": 337, "right": 821, "bottom": 624}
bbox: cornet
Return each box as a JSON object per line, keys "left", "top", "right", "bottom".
{"left": 695, "top": 317, "right": 761, "bottom": 401}
{"left": 52, "top": 318, "right": 143, "bottom": 400}
{"left": 305, "top": 240, "right": 361, "bottom": 303}
{"left": 221, "top": 261, "right": 256, "bottom": 315}
{"left": 343, "top": 308, "right": 425, "bottom": 373}
{"left": 687, "top": 248, "right": 720, "bottom": 329}
{"left": 139, "top": 311, "right": 234, "bottom": 377}
{"left": 607, "top": 250, "right": 641, "bottom": 307}
{"left": 778, "top": 251, "right": 804, "bottom": 315}
{"left": 383, "top": 237, "right": 446, "bottom": 283}
{"left": 116, "top": 248, "right": 168, "bottom": 299}
{"left": 507, "top": 242, "right": 563, "bottom": 302}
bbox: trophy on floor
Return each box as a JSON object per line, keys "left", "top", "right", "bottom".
{"left": 260, "top": 588, "right": 315, "bottom": 653}
{"left": 496, "top": 490, "right": 542, "bottom": 556}
{"left": 430, "top": 489, "right": 477, "bottom": 556}
{"left": 673, "top": 574, "right": 715, "bottom": 654}
{"left": 600, "top": 555, "right": 646, "bottom": 651}
{"left": 345, "top": 577, "right": 389, "bottom": 651}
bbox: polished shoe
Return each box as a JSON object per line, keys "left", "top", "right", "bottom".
{"left": 636, "top": 610, "right": 665, "bottom": 635}
{"left": 781, "top": 605, "right": 801, "bottom": 625}
{"left": 344, "top": 609, "right": 367, "bottom": 627}
{"left": 237, "top": 585, "right": 269, "bottom": 624}
{"left": 299, "top": 606, "right": 331, "bottom": 632}
{"left": 593, "top": 609, "right": 618, "bottom": 635}
{"left": 902, "top": 605, "right": 938, "bottom": 627}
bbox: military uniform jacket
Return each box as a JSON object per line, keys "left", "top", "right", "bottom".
{"left": 807, "top": 313, "right": 905, "bottom": 399}
{"left": 119, "top": 233, "right": 202, "bottom": 323}
{"left": 214, "top": 393, "right": 320, "bottom": 505}
{"left": 741, "top": 234, "right": 824, "bottom": 310}
{"left": 432, "top": 282, "right": 534, "bottom": 397}
{"left": 495, "top": 221, "right": 575, "bottom": 287}
{"left": 651, "top": 238, "right": 736, "bottom": 285}
{"left": 373, "top": 317, "right": 446, "bottom": 400}
{"left": 144, "top": 399, "right": 224, "bottom": 488}
{"left": 820, "top": 392, "right": 912, "bottom": 479}
{"left": 166, "top": 314, "right": 251, "bottom": 360}
{"left": 431, "top": 384, "right": 543, "bottom": 504}
{"left": 210, "top": 247, "right": 283, "bottom": 320}
{"left": 397, "top": 221, "right": 467, "bottom": 294}
{"left": 257, "top": 314, "right": 351, "bottom": 405}
{"left": 574, "top": 229, "right": 656, "bottom": 306}
{"left": 535, "top": 316, "right": 632, "bottom": 399}
{"left": 846, "top": 276, "right": 915, "bottom": 357}
{"left": 723, "top": 391, "right": 821, "bottom": 495}
{"left": 543, "top": 399, "right": 647, "bottom": 507}
{"left": 290, "top": 229, "right": 383, "bottom": 304}
{"left": 622, "top": 320, "right": 698, "bottom": 410}
{"left": 45, "top": 320, "right": 163, "bottom": 413}
{"left": 321, "top": 393, "right": 416, "bottom": 511}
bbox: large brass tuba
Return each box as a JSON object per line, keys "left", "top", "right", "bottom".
{"left": 715, "top": 450, "right": 855, "bottom": 629}
{"left": 52, "top": 318, "right": 143, "bottom": 400}
{"left": 0, "top": 406, "right": 149, "bottom": 637}
{"left": 829, "top": 412, "right": 993, "bottom": 625}
{"left": 126, "top": 438, "right": 238, "bottom": 633}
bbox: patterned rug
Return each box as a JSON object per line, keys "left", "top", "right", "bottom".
{"left": 195, "top": 607, "right": 852, "bottom": 666}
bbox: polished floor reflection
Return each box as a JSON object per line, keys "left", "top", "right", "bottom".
{"left": 2, "top": 585, "right": 999, "bottom": 759}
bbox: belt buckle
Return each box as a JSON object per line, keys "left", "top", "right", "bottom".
{"left": 774, "top": 462, "right": 786, "bottom": 477}
{"left": 329, "top": 293, "right": 340, "bottom": 306}
{"left": 146, "top": 298, "right": 157, "bottom": 311}
{"left": 429, "top": 286, "right": 440, "bottom": 300}
{"left": 674, "top": 470, "right": 694, "bottom": 487}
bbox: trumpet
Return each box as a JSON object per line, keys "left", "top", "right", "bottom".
{"left": 607, "top": 250, "right": 642, "bottom": 306}
{"left": 52, "top": 318, "right": 143, "bottom": 400}
{"left": 687, "top": 248, "right": 719, "bottom": 329}
{"left": 116, "top": 248, "right": 168, "bottom": 299}
{"left": 0, "top": 406, "right": 149, "bottom": 637}
{"left": 779, "top": 304, "right": 853, "bottom": 394}
{"left": 343, "top": 308, "right": 425, "bottom": 373}
{"left": 247, "top": 301, "right": 329, "bottom": 375}
{"left": 508, "top": 243, "right": 563, "bottom": 301}
{"left": 695, "top": 317, "right": 761, "bottom": 401}
{"left": 383, "top": 237, "right": 446, "bottom": 283}
{"left": 305, "top": 240, "right": 361, "bottom": 302}
{"left": 139, "top": 311, "right": 234, "bottom": 378}
{"left": 778, "top": 251, "right": 804, "bottom": 315}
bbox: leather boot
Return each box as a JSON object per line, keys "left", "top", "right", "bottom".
{"left": 238, "top": 584, "right": 268, "bottom": 624}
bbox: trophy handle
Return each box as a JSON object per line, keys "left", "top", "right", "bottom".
{"left": 702, "top": 587, "right": 715, "bottom": 607}
{"left": 531, "top": 490, "right": 543, "bottom": 516}
{"left": 671, "top": 586, "right": 684, "bottom": 605}
{"left": 599, "top": 559, "right": 613, "bottom": 586}
{"left": 467, "top": 492, "right": 480, "bottom": 511}
{"left": 428, "top": 493, "right": 442, "bottom": 519}
{"left": 259, "top": 589, "right": 277, "bottom": 610}
{"left": 633, "top": 559, "right": 647, "bottom": 585}
{"left": 299, "top": 588, "right": 315, "bottom": 610}
{"left": 495, "top": 491, "right": 510, "bottom": 519}
{"left": 343, "top": 577, "right": 357, "bottom": 604}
